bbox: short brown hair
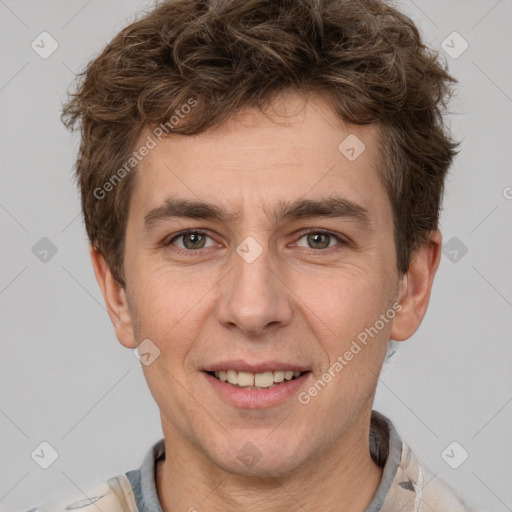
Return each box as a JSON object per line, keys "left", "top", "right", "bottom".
{"left": 61, "top": 0, "right": 458, "bottom": 287}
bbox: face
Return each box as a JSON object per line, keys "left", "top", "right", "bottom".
{"left": 112, "top": 93, "right": 405, "bottom": 477}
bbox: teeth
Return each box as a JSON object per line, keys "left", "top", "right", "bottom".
{"left": 211, "top": 369, "right": 304, "bottom": 388}
{"left": 254, "top": 371, "right": 274, "bottom": 388}
{"left": 273, "top": 371, "right": 285, "bottom": 382}
{"left": 237, "top": 371, "right": 254, "bottom": 387}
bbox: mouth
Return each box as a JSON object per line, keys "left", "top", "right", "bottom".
{"left": 205, "top": 369, "right": 307, "bottom": 390}
{"left": 203, "top": 361, "right": 312, "bottom": 408}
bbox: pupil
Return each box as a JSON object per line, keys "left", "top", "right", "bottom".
{"left": 308, "top": 233, "right": 329, "bottom": 249}
{"left": 185, "top": 233, "right": 205, "bottom": 249}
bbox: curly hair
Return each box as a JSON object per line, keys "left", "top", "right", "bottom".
{"left": 61, "top": 0, "right": 458, "bottom": 287}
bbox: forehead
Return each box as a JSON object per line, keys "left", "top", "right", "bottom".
{"left": 128, "top": 93, "right": 389, "bottom": 226}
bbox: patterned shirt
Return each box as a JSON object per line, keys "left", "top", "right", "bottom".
{"left": 25, "top": 411, "right": 473, "bottom": 511}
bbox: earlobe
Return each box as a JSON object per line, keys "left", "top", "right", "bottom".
{"left": 390, "top": 231, "right": 442, "bottom": 342}
{"left": 89, "top": 245, "right": 137, "bottom": 349}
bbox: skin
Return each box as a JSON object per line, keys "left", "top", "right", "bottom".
{"left": 91, "top": 92, "right": 442, "bottom": 511}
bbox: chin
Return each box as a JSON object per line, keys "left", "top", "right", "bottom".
{"left": 210, "top": 435, "right": 309, "bottom": 479}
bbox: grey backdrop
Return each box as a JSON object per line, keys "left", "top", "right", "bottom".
{"left": 1, "top": 1, "right": 511, "bottom": 511}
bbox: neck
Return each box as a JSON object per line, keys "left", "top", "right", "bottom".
{"left": 156, "top": 411, "right": 383, "bottom": 512}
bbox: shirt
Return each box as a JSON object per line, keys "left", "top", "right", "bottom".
{"left": 25, "top": 410, "right": 473, "bottom": 511}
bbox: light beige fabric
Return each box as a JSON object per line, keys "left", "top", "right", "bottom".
{"left": 378, "top": 440, "right": 470, "bottom": 512}
{"left": 23, "top": 476, "right": 137, "bottom": 512}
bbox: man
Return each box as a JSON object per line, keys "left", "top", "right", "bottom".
{"left": 35, "top": 0, "right": 473, "bottom": 510}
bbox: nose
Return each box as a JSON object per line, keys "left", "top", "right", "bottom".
{"left": 216, "top": 240, "right": 293, "bottom": 336}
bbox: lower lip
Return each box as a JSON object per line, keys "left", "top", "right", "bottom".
{"left": 204, "top": 371, "right": 311, "bottom": 409}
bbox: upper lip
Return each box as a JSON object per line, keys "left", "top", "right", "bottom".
{"left": 204, "top": 360, "right": 310, "bottom": 373}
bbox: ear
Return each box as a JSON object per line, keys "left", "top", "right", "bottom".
{"left": 89, "top": 245, "right": 137, "bottom": 349}
{"left": 390, "top": 231, "right": 442, "bottom": 341}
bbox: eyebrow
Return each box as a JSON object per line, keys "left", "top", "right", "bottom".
{"left": 143, "top": 196, "right": 372, "bottom": 231}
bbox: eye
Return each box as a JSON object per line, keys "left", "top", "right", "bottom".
{"left": 168, "top": 230, "right": 216, "bottom": 250}
{"left": 295, "top": 230, "right": 345, "bottom": 250}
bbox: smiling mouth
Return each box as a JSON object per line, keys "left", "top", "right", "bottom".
{"left": 206, "top": 370, "right": 307, "bottom": 390}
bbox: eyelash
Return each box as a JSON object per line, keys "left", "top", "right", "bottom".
{"left": 165, "top": 229, "right": 347, "bottom": 256}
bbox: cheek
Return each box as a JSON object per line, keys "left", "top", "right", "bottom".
{"left": 298, "top": 276, "right": 391, "bottom": 425}
{"left": 295, "top": 263, "right": 391, "bottom": 336}
{"left": 127, "top": 262, "right": 216, "bottom": 350}
{"left": 290, "top": 263, "right": 396, "bottom": 398}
